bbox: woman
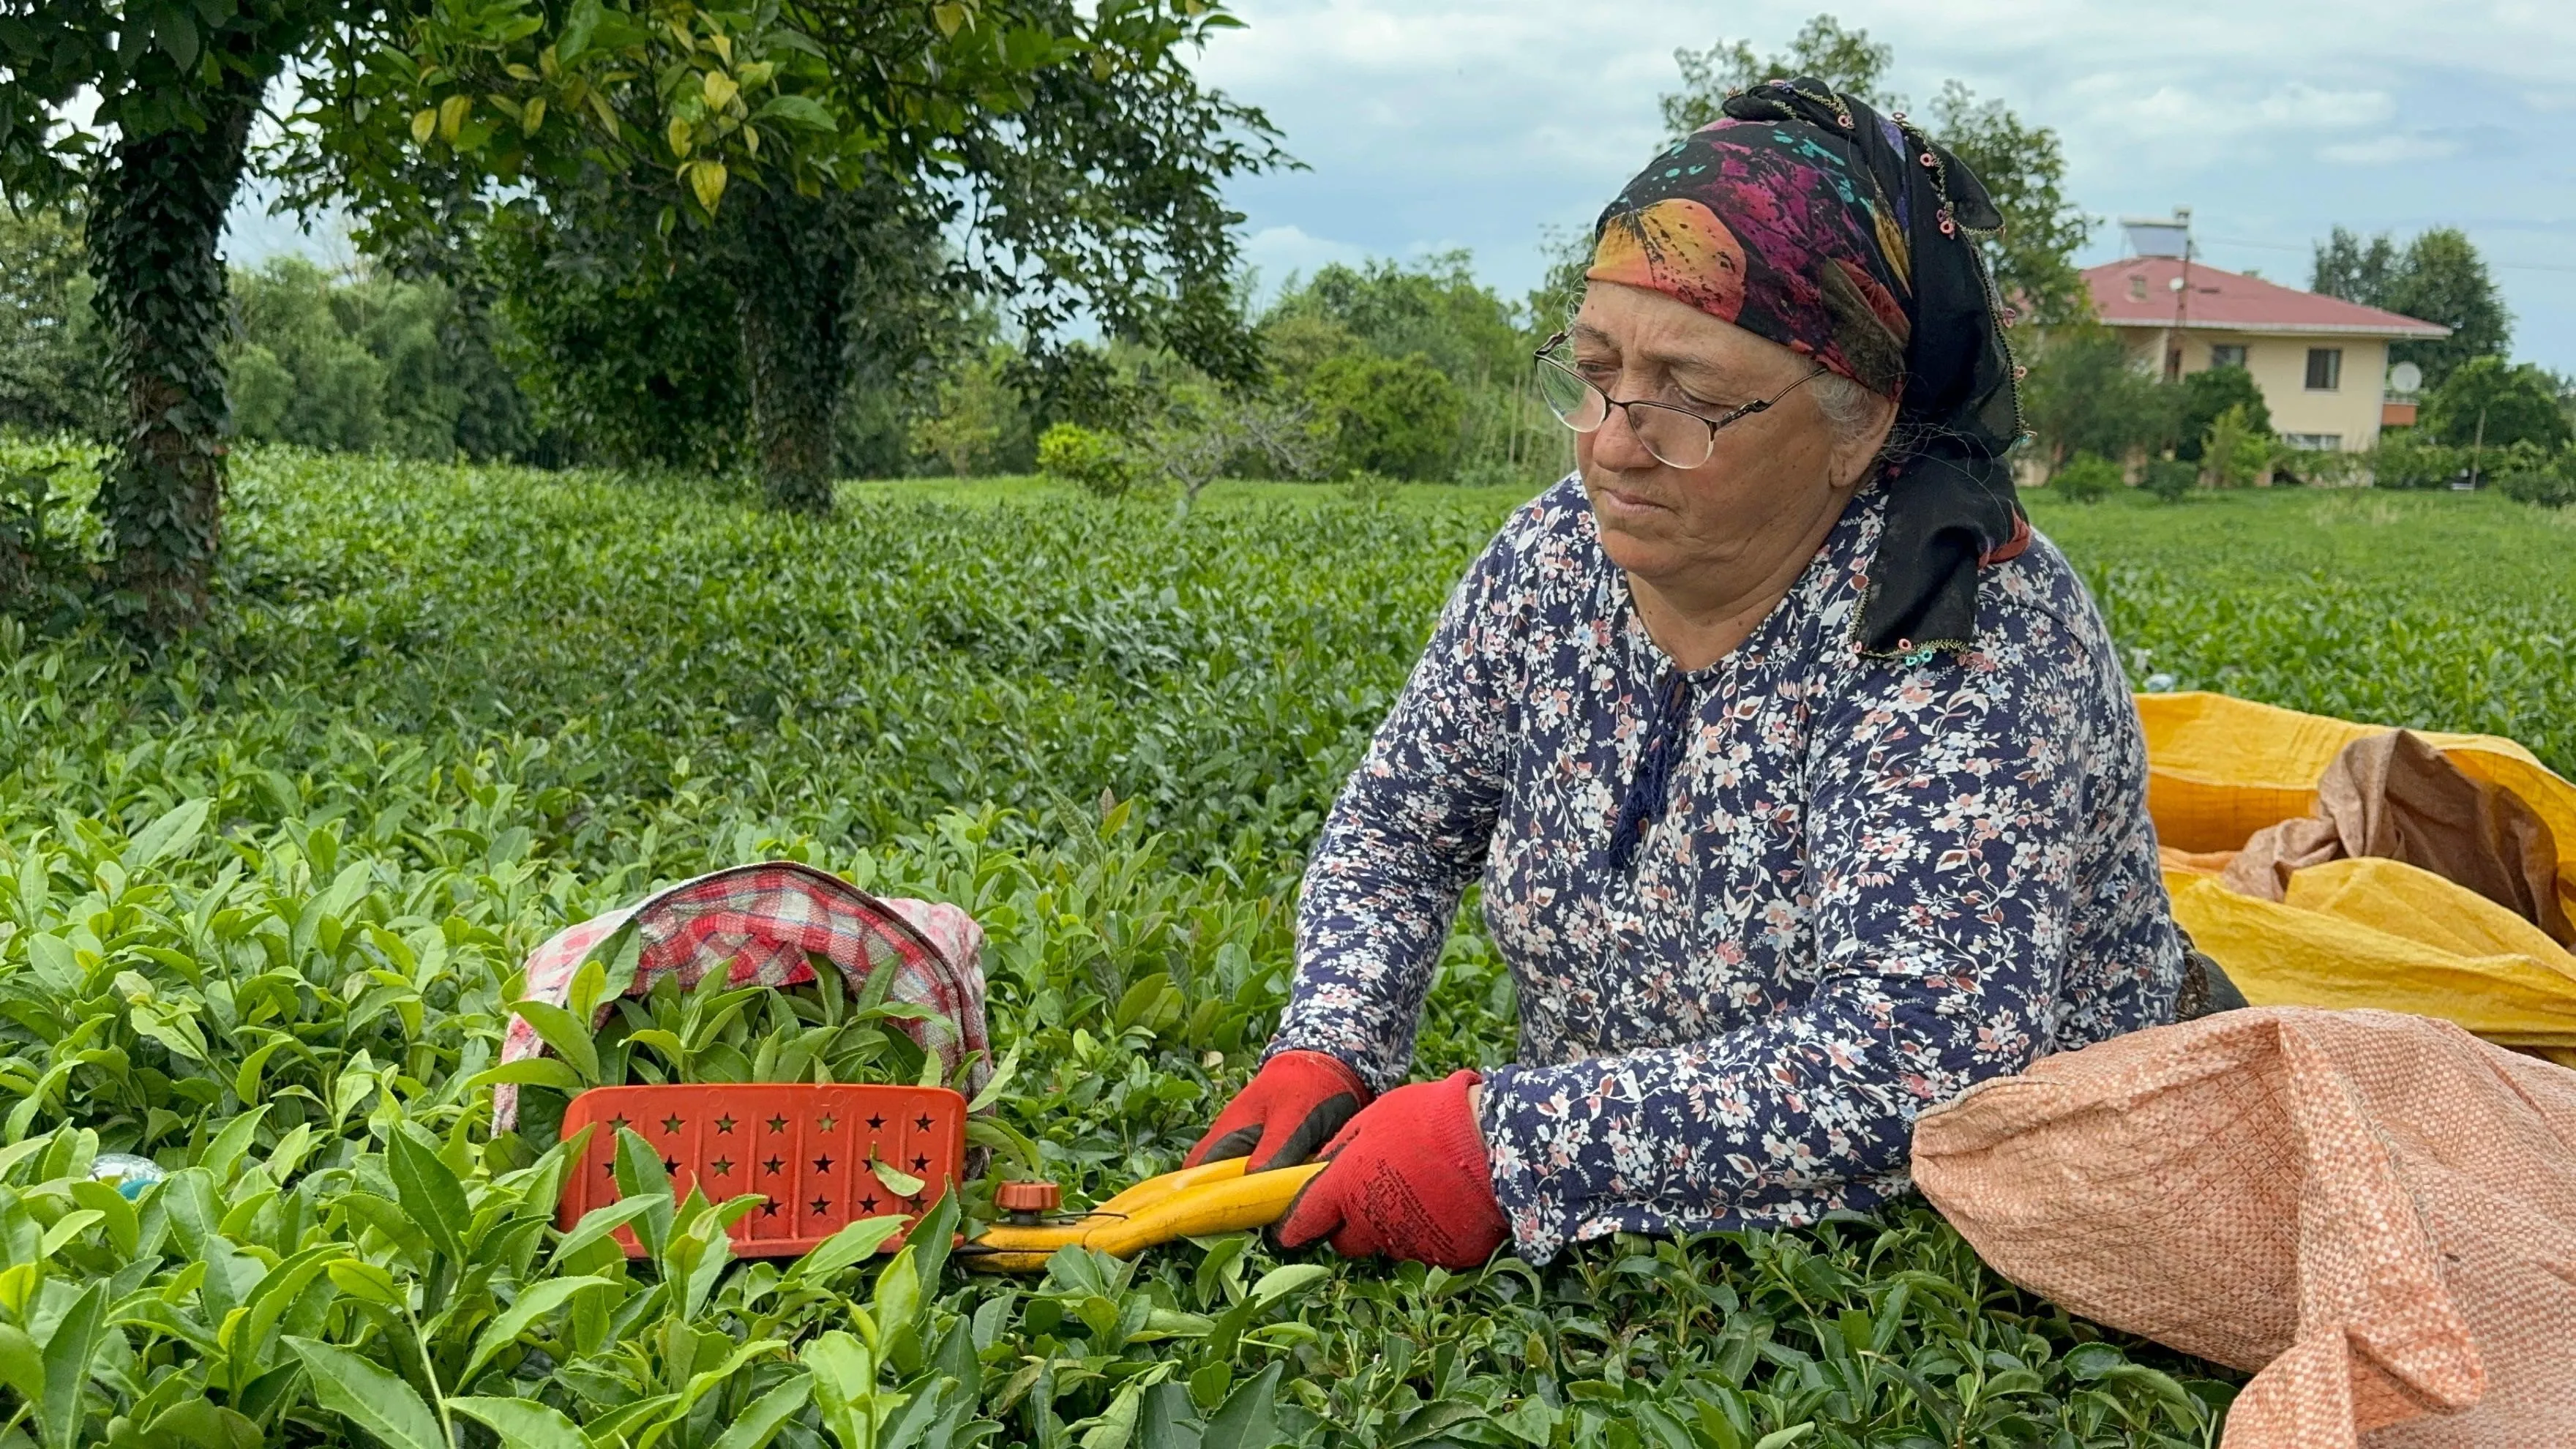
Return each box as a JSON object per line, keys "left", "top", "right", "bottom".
{"left": 1186, "top": 80, "right": 2184, "bottom": 1269}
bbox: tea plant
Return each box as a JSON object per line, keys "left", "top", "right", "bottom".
{"left": 14, "top": 445, "right": 2568, "bottom": 1446}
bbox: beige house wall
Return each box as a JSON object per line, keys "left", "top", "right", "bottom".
{"left": 2116, "top": 328, "right": 2394, "bottom": 452}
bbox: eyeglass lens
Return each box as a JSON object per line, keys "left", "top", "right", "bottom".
{"left": 1533, "top": 360, "right": 1716, "bottom": 469}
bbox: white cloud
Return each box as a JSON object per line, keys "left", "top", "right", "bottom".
{"left": 1237, "top": 225, "right": 1369, "bottom": 294}
{"left": 2320, "top": 134, "right": 2464, "bottom": 165}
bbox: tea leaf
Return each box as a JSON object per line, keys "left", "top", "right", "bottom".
{"left": 449, "top": 1396, "right": 591, "bottom": 1449}
{"left": 285, "top": 1337, "right": 445, "bottom": 1449}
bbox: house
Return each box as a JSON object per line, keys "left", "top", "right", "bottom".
{"left": 2081, "top": 257, "right": 2450, "bottom": 452}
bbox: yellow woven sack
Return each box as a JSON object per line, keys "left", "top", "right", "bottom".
{"left": 2137, "top": 691, "right": 2576, "bottom": 916}
{"left": 2142, "top": 692, "right": 2576, "bottom": 1063}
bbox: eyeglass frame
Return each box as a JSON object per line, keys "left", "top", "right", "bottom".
{"left": 1530, "top": 329, "right": 1827, "bottom": 469}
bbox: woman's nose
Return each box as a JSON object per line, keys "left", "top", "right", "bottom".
{"left": 1590, "top": 399, "right": 1659, "bottom": 471}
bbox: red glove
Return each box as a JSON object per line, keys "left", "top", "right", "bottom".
{"left": 1272, "top": 1070, "right": 1508, "bottom": 1270}
{"left": 1185, "top": 1049, "right": 1372, "bottom": 1172}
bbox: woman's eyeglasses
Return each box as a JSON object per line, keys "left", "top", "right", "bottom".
{"left": 1531, "top": 331, "right": 1824, "bottom": 469}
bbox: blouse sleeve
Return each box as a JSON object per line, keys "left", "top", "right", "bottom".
{"left": 1480, "top": 607, "right": 2095, "bottom": 1262}
{"left": 1264, "top": 528, "right": 1523, "bottom": 1093}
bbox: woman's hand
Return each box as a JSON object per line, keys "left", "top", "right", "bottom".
{"left": 1185, "top": 1049, "right": 1372, "bottom": 1172}
{"left": 1272, "top": 1070, "right": 1508, "bottom": 1270}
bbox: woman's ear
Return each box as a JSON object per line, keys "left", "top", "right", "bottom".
{"left": 1829, "top": 392, "right": 1899, "bottom": 493}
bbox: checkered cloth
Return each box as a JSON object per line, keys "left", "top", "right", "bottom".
{"left": 491, "top": 861, "right": 991, "bottom": 1131}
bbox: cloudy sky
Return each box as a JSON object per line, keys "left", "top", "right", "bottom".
{"left": 1187, "top": 0, "right": 2576, "bottom": 372}
{"left": 226, "top": 0, "right": 2576, "bottom": 370}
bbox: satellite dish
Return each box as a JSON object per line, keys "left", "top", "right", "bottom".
{"left": 2389, "top": 362, "right": 2424, "bottom": 394}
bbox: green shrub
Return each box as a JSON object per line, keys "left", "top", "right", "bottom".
{"left": 2050, "top": 451, "right": 2121, "bottom": 502}
{"left": 2422, "top": 356, "right": 2572, "bottom": 452}
{"left": 2496, "top": 447, "right": 2576, "bottom": 508}
{"left": 2369, "top": 431, "right": 2464, "bottom": 490}
{"left": 2174, "top": 365, "right": 2271, "bottom": 461}
{"left": 1036, "top": 421, "right": 1139, "bottom": 497}
{"left": 2143, "top": 457, "right": 2196, "bottom": 503}
{"left": 1302, "top": 351, "right": 1463, "bottom": 480}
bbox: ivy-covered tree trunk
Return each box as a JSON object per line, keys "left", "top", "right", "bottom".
{"left": 734, "top": 190, "right": 853, "bottom": 514}
{"left": 85, "top": 74, "right": 267, "bottom": 634}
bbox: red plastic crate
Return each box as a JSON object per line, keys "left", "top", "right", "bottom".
{"left": 558, "top": 1083, "right": 968, "bottom": 1257}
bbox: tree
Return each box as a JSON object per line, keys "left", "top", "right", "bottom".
{"left": 293, "top": 0, "right": 1284, "bottom": 514}
{"left": 2174, "top": 365, "right": 2271, "bottom": 462}
{"left": 485, "top": 217, "right": 752, "bottom": 473}
{"left": 2384, "top": 230, "right": 2510, "bottom": 389}
{"left": 1303, "top": 351, "right": 1464, "bottom": 480}
{"left": 2018, "top": 323, "right": 2175, "bottom": 469}
{"left": 1267, "top": 252, "right": 1525, "bottom": 387}
{"left": 2422, "top": 356, "right": 2571, "bottom": 453}
{"left": 2310, "top": 225, "right": 2508, "bottom": 389}
{"left": 910, "top": 351, "right": 1016, "bottom": 479}
{"left": 1134, "top": 383, "right": 1319, "bottom": 514}
{"left": 2198, "top": 403, "right": 2270, "bottom": 488}
{"left": 2310, "top": 226, "right": 2399, "bottom": 310}
{"left": 0, "top": 205, "right": 109, "bottom": 437}
{"left": 0, "top": 0, "right": 387, "bottom": 626}
{"left": 1659, "top": 14, "right": 2093, "bottom": 322}
{"left": 1664, "top": 15, "right": 1892, "bottom": 125}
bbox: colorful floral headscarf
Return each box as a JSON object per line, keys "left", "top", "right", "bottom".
{"left": 1584, "top": 80, "right": 2028, "bottom": 659}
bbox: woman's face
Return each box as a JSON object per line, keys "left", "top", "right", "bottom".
{"left": 1570, "top": 282, "right": 1892, "bottom": 589}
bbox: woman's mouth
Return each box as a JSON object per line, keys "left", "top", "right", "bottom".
{"left": 1593, "top": 483, "right": 1669, "bottom": 518}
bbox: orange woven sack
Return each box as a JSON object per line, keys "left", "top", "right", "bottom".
{"left": 1913, "top": 1008, "right": 2576, "bottom": 1448}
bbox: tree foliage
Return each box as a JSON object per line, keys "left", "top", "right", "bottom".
{"left": 1659, "top": 14, "right": 2093, "bottom": 322}
{"left": 0, "top": 0, "right": 385, "bottom": 628}
{"left": 2174, "top": 366, "right": 2271, "bottom": 463}
{"left": 0, "top": 206, "right": 108, "bottom": 437}
{"left": 1259, "top": 252, "right": 1561, "bottom": 486}
{"left": 1304, "top": 351, "right": 1464, "bottom": 481}
{"left": 225, "top": 255, "right": 536, "bottom": 459}
{"left": 2309, "top": 225, "right": 2509, "bottom": 389}
{"left": 285, "top": 0, "right": 1284, "bottom": 512}
{"left": 2422, "top": 356, "right": 2572, "bottom": 452}
{"left": 2019, "top": 326, "right": 2174, "bottom": 469}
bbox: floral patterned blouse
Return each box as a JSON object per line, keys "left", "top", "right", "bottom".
{"left": 1269, "top": 476, "right": 2183, "bottom": 1263}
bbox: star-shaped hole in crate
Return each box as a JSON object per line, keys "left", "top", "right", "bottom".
{"left": 709, "top": 1157, "right": 735, "bottom": 1178}
{"left": 765, "top": 1115, "right": 788, "bottom": 1134}
{"left": 760, "top": 1199, "right": 781, "bottom": 1217}
{"left": 817, "top": 1113, "right": 838, "bottom": 1133}
{"left": 763, "top": 1155, "right": 785, "bottom": 1176}
{"left": 915, "top": 1113, "right": 935, "bottom": 1131}
{"left": 809, "top": 1196, "right": 831, "bottom": 1217}
{"left": 866, "top": 1113, "right": 886, "bottom": 1131}
{"left": 714, "top": 1115, "right": 738, "bottom": 1135}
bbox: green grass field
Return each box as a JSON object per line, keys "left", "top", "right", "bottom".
{"left": 4, "top": 447, "right": 2569, "bottom": 1447}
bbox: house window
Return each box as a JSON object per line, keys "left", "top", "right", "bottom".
{"left": 2209, "top": 344, "right": 2247, "bottom": 370}
{"left": 2304, "top": 348, "right": 2343, "bottom": 390}
{"left": 2283, "top": 433, "right": 2344, "bottom": 452}
{"left": 2128, "top": 276, "right": 2149, "bottom": 302}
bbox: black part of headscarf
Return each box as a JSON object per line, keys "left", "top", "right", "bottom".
{"left": 1721, "top": 79, "right": 2029, "bottom": 659}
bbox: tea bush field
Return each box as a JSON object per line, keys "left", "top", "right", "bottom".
{"left": 4, "top": 447, "right": 2568, "bottom": 1449}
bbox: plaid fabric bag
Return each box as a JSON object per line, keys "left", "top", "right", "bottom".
{"left": 491, "top": 861, "right": 991, "bottom": 1131}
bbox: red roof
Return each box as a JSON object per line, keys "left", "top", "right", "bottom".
{"left": 2082, "top": 257, "right": 2450, "bottom": 337}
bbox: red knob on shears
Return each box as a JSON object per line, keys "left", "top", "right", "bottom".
{"left": 995, "top": 1180, "right": 1061, "bottom": 1224}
